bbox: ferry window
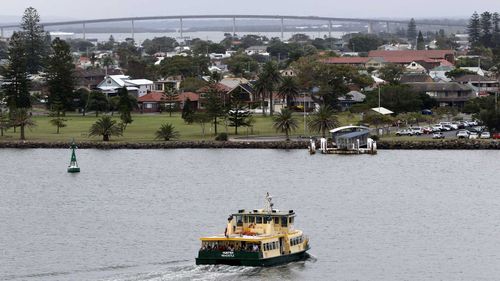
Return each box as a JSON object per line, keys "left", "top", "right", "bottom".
{"left": 274, "top": 217, "right": 279, "bottom": 224}
{"left": 249, "top": 216, "right": 255, "bottom": 223}
{"left": 281, "top": 217, "right": 288, "bottom": 227}
{"left": 256, "top": 217, "right": 263, "bottom": 224}
{"left": 236, "top": 216, "right": 243, "bottom": 226}
{"left": 244, "top": 216, "right": 248, "bottom": 223}
{"left": 289, "top": 217, "right": 294, "bottom": 224}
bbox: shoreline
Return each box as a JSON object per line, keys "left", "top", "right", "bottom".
{"left": 0, "top": 140, "right": 499, "bottom": 150}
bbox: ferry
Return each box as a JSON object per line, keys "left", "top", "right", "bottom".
{"left": 196, "top": 193, "right": 310, "bottom": 267}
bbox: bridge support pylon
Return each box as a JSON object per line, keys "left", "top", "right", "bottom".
{"left": 0, "top": 27, "right": 4, "bottom": 38}
{"left": 232, "top": 17, "right": 236, "bottom": 37}
{"left": 280, "top": 17, "right": 284, "bottom": 40}
{"left": 328, "top": 20, "right": 332, "bottom": 38}
{"left": 131, "top": 20, "right": 135, "bottom": 41}
{"left": 367, "top": 22, "right": 374, "bottom": 34}
{"left": 82, "top": 23, "right": 86, "bottom": 40}
{"left": 179, "top": 17, "right": 183, "bottom": 41}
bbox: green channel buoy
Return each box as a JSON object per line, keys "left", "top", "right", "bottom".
{"left": 67, "top": 140, "right": 80, "bottom": 173}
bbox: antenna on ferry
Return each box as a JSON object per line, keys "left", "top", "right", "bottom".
{"left": 265, "top": 192, "right": 273, "bottom": 213}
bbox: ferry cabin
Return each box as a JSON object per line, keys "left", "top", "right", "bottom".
{"left": 196, "top": 209, "right": 309, "bottom": 266}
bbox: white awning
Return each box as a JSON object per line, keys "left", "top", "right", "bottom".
{"left": 371, "top": 107, "right": 394, "bottom": 115}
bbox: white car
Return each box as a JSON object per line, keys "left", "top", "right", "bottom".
{"left": 410, "top": 127, "right": 423, "bottom": 135}
{"left": 469, "top": 132, "right": 478, "bottom": 139}
{"left": 433, "top": 124, "right": 445, "bottom": 131}
{"left": 456, "top": 130, "right": 469, "bottom": 139}
{"left": 480, "top": 132, "right": 491, "bottom": 139}
{"left": 433, "top": 132, "right": 445, "bottom": 139}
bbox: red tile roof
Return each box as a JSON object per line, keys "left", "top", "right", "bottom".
{"left": 322, "top": 57, "right": 370, "bottom": 64}
{"left": 179, "top": 92, "right": 200, "bottom": 102}
{"left": 368, "top": 50, "right": 454, "bottom": 59}
{"left": 138, "top": 92, "right": 165, "bottom": 102}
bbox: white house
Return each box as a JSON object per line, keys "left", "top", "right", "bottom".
{"left": 460, "top": 67, "right": 486, "bottom": 77}
{"left": 97, "top": 75, "right": 153, "bottom": 97}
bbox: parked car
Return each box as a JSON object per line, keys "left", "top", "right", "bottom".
{"left": 410, "top": 127, "right": 423, "bottom": 135}
{"left": 433, "top": 124, "right": 445, "bottom": 131}
{"left": 480, "top": 132, "right": 491, "bottom": 139}
{"left": 421, "top": 109, "right": 433, "bottom": 115}
{"left": 456, "top": 130, "right": 470, "bottom": 139}
{"left": 469, "top": 132, "right": 479, "bottom": 139}
{"left": 422, "top": 127, "right": 433, "bottom": 134}
{"left": 395, "top": 129, "right": 414, "bottom": 136}
{"left": 433, "top": 132, "right": 445, "bottom": 139}
{"left": 492, "top": 132, "right": 500, "bottom": 139}
{"left": 449, "top": 123, "right": 459, "bottom": 130}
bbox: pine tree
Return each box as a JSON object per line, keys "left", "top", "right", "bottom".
{"left": 45, "top": 37, "right": 75, "bottom": 112}
{"left": 117, "top": 87, "right": 137, "bottom": 130}
{"left": 492, "top": 12, "right": 500, "bottom": 47}
{"left": 162, "top": 86, "right": 179, "bottom": 117}
{"left": 416, "top": 31, "right": 425, "bottom": 50}
{"left": 468, "top": 11, "right": 481, "bottom": 46}
{"left": 407, "top": 18, "right": 417, "bottom": 43}
{"left": 48, "top": 96, "right": 67, "bottom": 134}
{"left": 204, "top": 85, "right": 227, "bottom": 135}
{"left": 20, "top": 7, "right": 47, "bottom": 74}
{"left": 480, "top": 11, "right": 493, "bottom": 47}
{"left": 2, "top": 32, "right": 31, "bottom": 111}
{"left": 228, "top": 106, "right": 251, "bottom": 135}
{"left": 181, "top": 98, "right": 195, "bottom": 124}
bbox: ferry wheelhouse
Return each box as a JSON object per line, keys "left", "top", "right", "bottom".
{"left": 196, "top": 194, "right": 310, "bottom": 267}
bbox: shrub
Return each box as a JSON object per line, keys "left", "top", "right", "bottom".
{"left": 215, "top": 132, "right": 228, "bottom": 141}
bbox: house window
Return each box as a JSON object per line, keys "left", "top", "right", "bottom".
{"left": 146, "top": 103, "right": 153, "bottom": 109}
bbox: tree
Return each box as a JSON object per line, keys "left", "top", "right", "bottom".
{"left": 20, "top": 7, "right": 48, "bottom": 74}
{"left": 45, "top": 37, "right": 76, "bottom": 112}
{"left": 278, "top": 76, "right": 300, "bottom": 108}
{"left": 181, "top": 98, "right": 195, "bottom": 124}
{"left": 480, "top": 11, "right": 493, "bottom": 47}
{"left": 204, "top": 84, "right": 227, "bottom": 135}
{"left": 273, "top": 108, "right": 299, "bottom": 141}
{"left": 416, "top": 31, "right": 425, "bottom": 50}
{"left": 225, "top": 53, "right": 259, "bottom": 77}
{"left": 162, "top": 87, "right": 179, "bottom": 117}
{"left": 434, "top": 106, "right": 458, "bottom": 121}
{"left": 159, "top": 55, "right": 209, "bottom": 78}
{"left": 363, "top": 112, "right": 393, "bottom": 134}
{"left": 193, "top": 112, "right": 212, "bottom": 139}
{"left": 10, "top": 108, "right": 35, "bottom": 140}
{"left": 48, "top": 96, "right": 67, "bottom": 134}
{"left": 468, "top": 11, "right": 481, "bottom": 46}
{"left": 142, "top": 37, "right": 178, "bottom": 55}
{"left": 407, "top": 18, "right": 417, "bottom": 44}
{"left": 260, "top": 61, "right": 282, "bottom": 116}
{"left": 379, "top": 64, "right": 405, "bottom": 84}
{"left": 445, "top": 68, "right": 475, "bottom": 79}
{"left": 155, "top": 123, "right": 180, "bottom": 141}
{"left": 308, "top": 105, "right": 339, "bottom": 138}
{"left": 180, "top": 77, "right": 208, "bottom": 92}
{"left": 117, "top": 87, "right": 137, "bottom": 130}
{"left": 228, "top": 107, "right": 251, "bottom": 135}
{"left": 88, "top": 116, "right": 123, "bottom": 141}
{"left": 2, "top": 32, "right": 31, "bottom": 110}
{"left": 493, "top": 12, "right": 500, "bottom": 47}
{"left": 365, "top": 84, "right": 437, "bottom": 114}
{"left": 348, "top": 34, "right": 384, "bottom": 52}
{"left": 0, "top": 109, "right": 11, "bottom": 137}
{"left": 478, "top": 108, "right": 500, "bottom": 132}
{"left": 86, "top": 91, "right": 109, "bottom": 117}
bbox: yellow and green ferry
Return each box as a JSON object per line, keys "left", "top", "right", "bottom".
{"left": 196, "top": 193, "right": 310, "bottom": 266}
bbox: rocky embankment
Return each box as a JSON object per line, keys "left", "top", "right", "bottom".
{"left": 0, "top": 140, "right": 498, "bottom": 149}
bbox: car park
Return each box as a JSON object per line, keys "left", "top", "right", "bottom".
{"left": 480, "top": 132, "right": 491, "bottom": 139}
{"left": 456, "top": 130, "right": 469, "bottom": 139}
{"left": 432, "top": 132, "right": 445, "bottom": 139}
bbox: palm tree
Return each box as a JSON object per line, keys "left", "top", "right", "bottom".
{"left": 278, "top": 76, "right": 299, "bottom": 108}
{"left": 155, "top": 123, "right": 180, "bottom": 141}
{"left": 253, "top": 76, "right": 268, "bottom": 116}
{"left": 273, "top": 108, "right": 299, "bottom": 141}
{"left": 308, "top": 105, "right": 340, "bottom": 138}
{"left": 260, "top": 61, "right": 282, "bottom": 116}
{"left": 88, "top": 116, "right": 123, "bottom": 141}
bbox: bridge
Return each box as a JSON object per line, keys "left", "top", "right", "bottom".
{"left": 0, "top": 14, "right": 467, "bottom": 40}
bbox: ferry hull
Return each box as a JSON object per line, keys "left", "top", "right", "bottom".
{"left": 196, "top": 249, "right": 309, "bottom": 267}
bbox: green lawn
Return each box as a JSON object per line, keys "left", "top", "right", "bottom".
{"left": 0, "top": 111, "right": 362, "bottom": 142}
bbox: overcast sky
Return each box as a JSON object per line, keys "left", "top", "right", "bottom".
{"left": 1, "top": 0, "right": 500, "bottom": 21}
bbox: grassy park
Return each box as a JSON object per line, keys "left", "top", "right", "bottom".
{"left": 0, "top": 112, "right": 362, "bottom": 143}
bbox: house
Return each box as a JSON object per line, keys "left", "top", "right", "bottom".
{"left": 400, "top": 73, "right": 434, "bottom": 83}
{"left": 405, "top": 61, "right": 427, "bottom": 73}
{"left": 368, "top": 50, "right": 455, "bottom": 64}
{"left": 154, "top": 76, "right": 182, "bottom": 92}
{"left": 97, "top": 75, "right": 154, "bottom": 97}
{"left": 454, "top": 75, "right": 500, "bottom": 94}
{"left": 429, "top": 65, "right": 455, "bottom": 82}
{"left": 405, "top": 82, "right": 476, "bottom": 107}
{"left": 459, "top": 67, "right": 486, "bottom": 77}
{"left": 338, "top": 90, "right": 366, "bottom": 110}
{"left": 245, "top": 45, "right": 269, "bottom": 56}
{"left": 75, "top": 68, "right": 123, "bottom": 90}
{"left": 322, "top": 57, "right": 370, "bottom": 67}
{"left": 137, "top": 91, "right": 200, "bottom": 113}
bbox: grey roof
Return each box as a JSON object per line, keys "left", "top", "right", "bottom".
{"left": 405, "top": 82, "right": 474, "bottom": 92}
{"left": 336, "top": 130, "right": 370, "bottom": 139}
{"left": 453, "top": 75, "right": 498, "bottom": 83}
{"left": 338, "top": 91, "right": 366, "bottom": 102}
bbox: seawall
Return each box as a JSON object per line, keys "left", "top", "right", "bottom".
{"left": 0, "top": 140, "right": 499, "bottom": 149}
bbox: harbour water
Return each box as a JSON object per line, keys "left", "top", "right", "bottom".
{"left": 1, "top": 149, "right": 500, "bottom": 281}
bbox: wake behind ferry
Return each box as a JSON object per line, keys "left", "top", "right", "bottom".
{"left": 196, "top": 193, "right": 310, "bottom": 266}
